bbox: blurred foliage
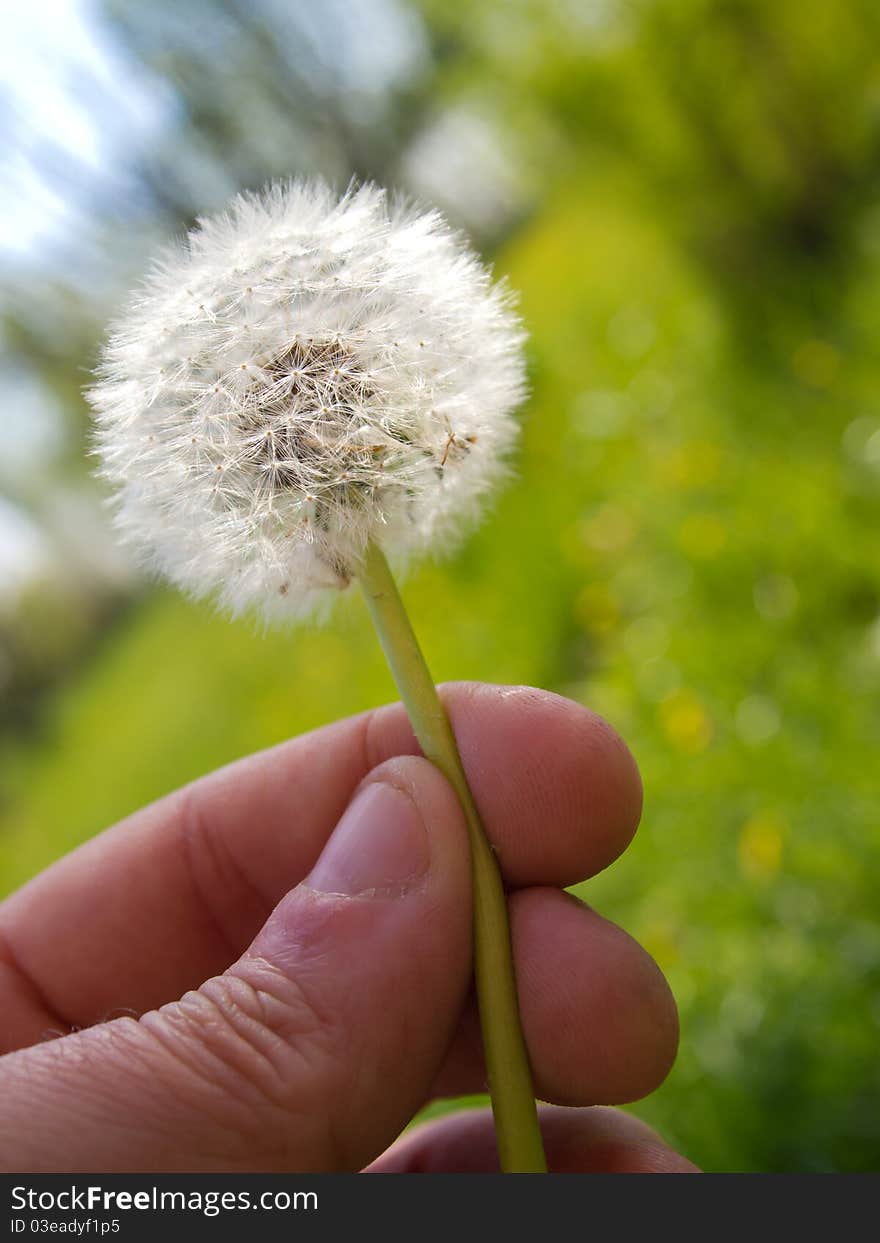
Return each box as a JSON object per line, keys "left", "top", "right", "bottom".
{"left": 2, "top": 0, "right": 880, "bottom": 1173}
{"left": 419, "top": 0, "right": 880, "bottom": 347}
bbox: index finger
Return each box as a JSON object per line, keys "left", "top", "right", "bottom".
{"left": 0, "top": 683, "right": 641, "bottom": 1047}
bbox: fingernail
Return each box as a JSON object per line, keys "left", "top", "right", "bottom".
{"left": 306, "top": 779, "right": 430, "bottom": 898}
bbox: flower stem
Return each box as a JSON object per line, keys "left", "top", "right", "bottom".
{"left": 359, "top": 540, "right": 547, "bottom": 1174}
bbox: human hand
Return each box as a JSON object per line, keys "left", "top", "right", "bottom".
{"left": 0, "top": 684, "right": 696, "bottom": 1172}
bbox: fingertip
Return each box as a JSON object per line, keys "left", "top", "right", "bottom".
{"left": 511, "top": 887, "right": 680, "bottom": 1105}
{"left": 543, "top": 1105, "right": 700, "bottom": 1173}
{"left": 368, "top": 1104, "right": 700, "bottom": 1173}
{"left": 439, "top": 683, "right": 644, "bottom": 886}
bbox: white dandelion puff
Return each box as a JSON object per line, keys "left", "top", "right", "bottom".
{"left": 89, "top": 179, "right": 526, "bottom": 619}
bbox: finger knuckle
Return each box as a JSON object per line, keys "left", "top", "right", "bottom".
{"left": 138, "top": 963, "right": 345, "bottom": 1162}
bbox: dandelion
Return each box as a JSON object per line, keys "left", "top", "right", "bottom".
{"left": 91, "top": 180, "right": 524, "bottom": 620}
{"left": 89, "top": 179, "right": 545, "bottom": 1173}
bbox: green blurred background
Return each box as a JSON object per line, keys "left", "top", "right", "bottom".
{"left": 2, "top": 0, "right": 879, "bottom": 1172}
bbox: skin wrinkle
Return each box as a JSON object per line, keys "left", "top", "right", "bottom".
{"left": 181, "top": 974, "right": 298, "bottom": 1099}
{"left": 14, "top": 1020, "right": 175, "bottom": 1162}
{"left": 361, "top": 692, "right": 395, "bottom": 777}
{"left": 176, "top": 780, "right": 269, "bottom": 957}
{"left": 135, "top": 1006, "right": 263, "bottom": 1120}
{"left": 231, "top": 951, "right": 347, "bottom": 1081}
{"left": 0, "top": 928, "right": 74, "bottom": 1048}
{"left": 114, "top": 1014, "right": 302, "bottom": 1171}
{"left": 231, "top": 897, "right": 415, "bottom": 1145}
{"left": 129, "top": 988, "right": 332, "bottom": 1170}
{"left": 4, "top": 1029, "right": 149, "bottom": 1169}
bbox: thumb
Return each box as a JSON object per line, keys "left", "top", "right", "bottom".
{"left": 1, "top": 757, "right": 473, "bottom": 1172}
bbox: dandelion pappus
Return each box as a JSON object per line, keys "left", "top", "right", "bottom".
{"left": 438, "top": 416, "right": 478, "bottom": 468}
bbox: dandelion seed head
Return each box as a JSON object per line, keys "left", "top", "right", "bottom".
{"left": 89, "top": 179, "right": 526, "bottom": 619}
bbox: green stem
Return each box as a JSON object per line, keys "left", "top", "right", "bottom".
{"left": 359, "top": 540, "right": 547, "bottom": 1174}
